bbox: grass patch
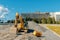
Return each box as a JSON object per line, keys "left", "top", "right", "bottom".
{"left": 47, "top": 25, "right": 60, "bottom": 35}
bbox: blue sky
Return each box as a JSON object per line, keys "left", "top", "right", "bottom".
{"left": 0, "top": 0, "right": 60, "bottom": 21}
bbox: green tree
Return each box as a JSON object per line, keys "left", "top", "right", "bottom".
{"left": 7, "top": 20, "right": 10, "bottom": 23}
{"left": 7, "top": 20, "right": 15, "bottom": 23}
{"left": 33, "top": 18, "right": 39, "bottom": 23}
{"left": 26, "top": 17, "right": 32, "bottom": 21}
{"left": 10, "top": 20, "right": 13, "bottom": 23}
{"left": 38, "top": 19, "right": 41, "bottom": 23}
{"left": 56, "top": 20, "right": 60, "bottom": 24}
{"left": 41, "top": 17, "right": 47, "bottom": 24}
{"left": 47, "top": 17, "right": 52, "bottom": 24}
{"left": 52, "top": 17, "right": 56, "bottom": 24}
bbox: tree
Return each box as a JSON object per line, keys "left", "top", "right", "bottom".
{"left": 52, "top": 17, "right": 56, "bottom": 24}
{"left": 26, "top": 17, "right": 32, "bottom": 21}
{"left": 56, "top": 20, "right": 60, "bottom": 24}
{"left": 7, "top": 20, "right": 11, "bottom": 23}
{"left": 25, "top": 17, "right": 28, "bottom": 21}
{"left": 0, "top": 20, "right": 1, "bottom": 21}
{"left": 11, "top": 20, "right": 15, "bottom": 23}
{"left": 33, "top": 18, "right": 39, "bottom": 23}
{"left": 47, "top": 17, "right": 52, "bottom": 24}
{"left": 7, "top": 20, "right": 15, "bottom": 23}
{"left": 41, "top": 17, "right": 47, "bottom": 24}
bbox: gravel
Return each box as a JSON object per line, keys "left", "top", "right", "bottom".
{"left": 1, "top": 21, "right": 59, "bottom": 40}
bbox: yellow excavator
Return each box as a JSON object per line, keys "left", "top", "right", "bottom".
{"left": 10, "top": 12, "right": 28, "bottom": 34}
{"left": 10, "top": 12, "right": 42, "bottom": 37}
{"left": 15, "top": 12, "right": 28, "bottom": 34}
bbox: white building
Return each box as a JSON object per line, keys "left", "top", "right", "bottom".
{"left": 50, "top": 12, "right": 60, "bottom": 21}
{"left": 54, "top": 12, "right": 60, "bottom": 21}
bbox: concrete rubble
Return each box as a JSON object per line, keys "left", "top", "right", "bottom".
{"left": 0, "top": 22, "right": 46, "bottom": 40}
{"left": 0, "top": 21, "right": 60, "bottom": 40}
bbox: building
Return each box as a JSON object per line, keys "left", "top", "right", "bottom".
{"left": 21, "top": 12, "right": 50, "bottom": 19}
{"left": 50, "top": 12, "right": 60, "bottom": 21}
{"left": 54, "top": 12, "right": 60, "bottom": 21}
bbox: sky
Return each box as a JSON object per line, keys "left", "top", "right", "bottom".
{"left": 0, "top": 0, "right": 60, "bottom": 21}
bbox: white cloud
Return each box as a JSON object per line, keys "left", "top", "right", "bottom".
{"left": 0, "top": 5, "right": 9, "bottom": 18}
{"left": 0, "top": 6, "right": 3, "bottom": 10}
{"left": 0, "top": 6, "right": 3, "bottom": 13}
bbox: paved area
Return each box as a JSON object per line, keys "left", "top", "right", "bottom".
{"left": 0, "top": 21, "right": 60, "bottom": 40}
{"left": 28, "top": 21, "right": 60, "bottom": 40}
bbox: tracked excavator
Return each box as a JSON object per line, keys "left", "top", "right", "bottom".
{"left": 10, "top": 12, "right": 42, "bottom": 37}
{"left": 10, "top": 12, "right": 28, "bottom": 34}
{"left": 15, "top": 12, "right": 28, "bottom": 33}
